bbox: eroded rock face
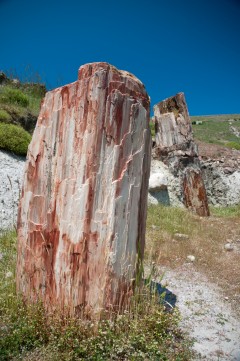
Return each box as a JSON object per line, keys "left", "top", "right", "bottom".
{"left": 17, "top": 62, "right": 151, "bottom": 317}
{"left": 153, "top": 93, "right": 209, "bottom": 216}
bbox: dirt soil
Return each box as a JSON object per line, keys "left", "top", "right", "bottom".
{"left": 146, "top": 205, "right": 240, "bottom": 360}
{"left": 197, "top": 140, "right": 240, "bottom": 165}
{"left": 161, "top": 265, "right": 240, "bottom": 360}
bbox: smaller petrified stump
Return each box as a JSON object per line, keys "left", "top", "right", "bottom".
{"left": 153, "top": 92, "right": 209, "bottom": 216}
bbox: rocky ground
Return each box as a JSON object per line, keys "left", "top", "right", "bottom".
{"left": 198, "top": 141, "right": 240, "bottom": 206}
{"left": 162, "top": 265, "right": 240, "bottom": 360}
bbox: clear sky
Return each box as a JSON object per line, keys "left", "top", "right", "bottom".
{"left": 0, "top": 0, "right": 239, "bottom": 115}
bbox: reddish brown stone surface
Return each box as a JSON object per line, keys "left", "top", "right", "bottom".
{"left": 183, "top": 168, "right": 210, "bottom": 217}
{"left": 153, "top": 92, "right": 209, "bottom": 216}
{"left": 17, "top": 62, "right": 151, "bottom": 317}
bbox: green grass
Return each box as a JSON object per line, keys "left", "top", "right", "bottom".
{"left": 147, "top": 205, "right": 197, "bottom": 237}
{"left": 0, "top": 86, "right": 29, "bottom": 107}
{"left": 0, "top": 85, "right": 42, "bottom": 118}
{"left": 191, "top": 114, "right": 240, "bottom": 149}
{"left": 0, "top": 81, "right": 45, "bottom": 137}
{"left": 0, "top": 231, "right": 194, "bottom": 360}
{"left": 0, "top": 123, "right": 31, "bottom": 155}
{"left": 226, "top": 141, "right": 240, "bottom": 150}
{"left": 191, "top": 114, "right": 240, "bottom": 123}
{"left": 210, "top": 204, "right": 240, "bottom": 218}
{"left": 0, "top": 109, "right": 11, "bottom": 122}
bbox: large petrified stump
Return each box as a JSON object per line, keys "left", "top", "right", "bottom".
{"left": 17, "top": 62, "right": 151, "bottom": 317}
{"left": 153, "top": 92, "right": 209, "bottom": 216}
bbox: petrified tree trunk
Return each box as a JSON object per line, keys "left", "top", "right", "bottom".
{"left": 153, "top": 92, "right": 209, "bottom": 216}
{"left": 17, "top": 62, "right": 151, "bottom": 317}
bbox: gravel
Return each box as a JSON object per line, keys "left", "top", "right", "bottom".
{"left": 162, "top": 264, "right": 240, "bottom": 360}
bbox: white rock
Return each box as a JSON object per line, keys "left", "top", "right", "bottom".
{"left": 224, "top": 243, "right": 234, "bottom": 251}
{"left": 174, "top": 233, "right": 189, "bottom": 241}
{"left": 5, "top": 271, "right": 13, "bottom": 278}
{"left": 187, "top": 255, "right": 195, "bottom": 262}
{"left": 149, "top": 159, "right": 183, "bottom": 207}
{"left": 148, "top": 172, "right": 168, "bottom": 192}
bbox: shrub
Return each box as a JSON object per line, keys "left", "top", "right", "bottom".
{"left": 0, "top": 87, "right": 29, "bottom": 107}
{"left": 0, "top": 123, "right": 31, "bottom": 155}
{"left": 0, "top": 109, "right": 10, "bottom": 122}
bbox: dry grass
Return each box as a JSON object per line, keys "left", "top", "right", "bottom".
{"left": 145, "top": 205, "right": 240, "bottom": 312}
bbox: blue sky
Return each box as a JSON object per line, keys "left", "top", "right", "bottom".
{"left": 1, "top": 0, "right": 239, "bottom": 115}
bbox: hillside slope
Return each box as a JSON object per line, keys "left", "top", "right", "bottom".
{"left": 0, "top": 72, "right": 46, "bottom": 155}
{"left": 191, "top": 114, "right": 240, "bottom": 150}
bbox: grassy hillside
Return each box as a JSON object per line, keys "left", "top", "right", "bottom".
{"left": 0, "top": 72, "right": 46, "bottom": 155}
{"left": 191, "top": 114, "right": 240, "bottom": 150}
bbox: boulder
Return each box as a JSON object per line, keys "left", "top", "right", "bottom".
{"left": 148, "top": 172, "right": 168, "bottom": 191}
{"left": 17, "top": 62, "right": 151, "bottom": 318}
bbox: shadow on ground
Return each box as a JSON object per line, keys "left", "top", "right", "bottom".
{"left": 147, "top": 280, "right": 177, "bottom": 311}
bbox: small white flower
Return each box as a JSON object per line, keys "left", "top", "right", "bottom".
{"left": 0, "top": 253, "right": 3, "bottom": 261}
{"left": 5, "top": 271, "right": 13, "bottom": 278}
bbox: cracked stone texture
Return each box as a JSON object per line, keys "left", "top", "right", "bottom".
{"left": 153, "top": 93, "right": 209, "bottom": 216}
{"left": 17, "top": 62, "right": 151, "bottom": 317}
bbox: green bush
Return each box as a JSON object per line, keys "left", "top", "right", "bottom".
{"left": 0, "top": 87, "right": 29, "bottom": 107}
{"left": 0, "top": 109, "right": 10, "bottom": 122}
{"left": 226, "top": 141, "right": 240, "bottom": 150}
{"left": 0, "top": 123, "right": 31, "bottom": 155}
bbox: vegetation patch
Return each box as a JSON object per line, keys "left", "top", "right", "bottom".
{"left": 146, "top": 204, "right": 240, "bottom": 312}
{"left": 0, "top": 231, "right": 193, "bottom": 360}
{"left": 191, "top": 114, "right": 240, "bottom": 148}
{"left": 0, "top": 123, "right": 31, "bottom": 155}
{"left": 149, "top": 120, "right": 155, "bottom": 137}
{"left": 0, "top": 109, "right": 11, "bottom": 122}
{"left": 0, "top": 74, "right": 46, "bottom": 136}
{"left": 0, "top": 86, "right": 29, "bottom": 107}
{"left": 226, "top": 141, "right": 240, "bottom": 150}
{"left": 210, "top": 204, "right": 240, "bottom": 218}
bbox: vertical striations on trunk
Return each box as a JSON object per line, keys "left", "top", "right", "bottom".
{"left": 153, "top": 92, "right": 209, "bottom": 216}
{"left": 17, "top": 62, "right": 151, "bottom": 317}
